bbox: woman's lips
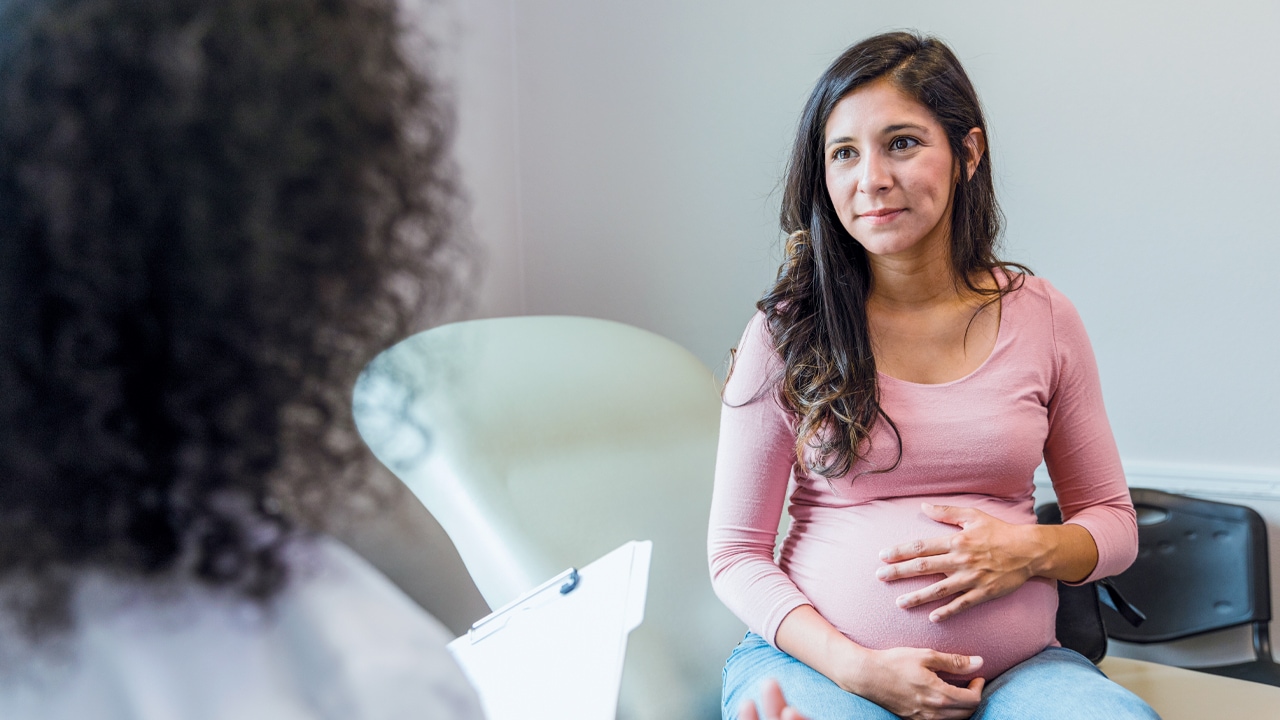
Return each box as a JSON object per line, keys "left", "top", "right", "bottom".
{"left": 859, "top": 208, "right": 905, "bottom": 225}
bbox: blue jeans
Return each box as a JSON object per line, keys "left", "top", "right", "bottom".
{"left": 722, "top": 633, "right": 1161, "bottom": 719}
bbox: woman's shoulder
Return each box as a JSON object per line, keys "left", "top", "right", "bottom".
{"left": 723, "top": 310, "right": 785, "bottom": 404}
{"left": 739, "top": 309, "right": 772, "bottom": 344}
{"left": 275, "top": 537, "right": 486, "bottom": 716}
{"left": 0, "top": 536, "right": 484, "bottom": 720}
{"left": 1002, "top": 273, "right": 1094, "bottom": 365}
{"left": 727, "top": 310, "right": 781, "bottom": 368}
{"left": 1003, "top": 272, "right": 1080, "bottom": 321}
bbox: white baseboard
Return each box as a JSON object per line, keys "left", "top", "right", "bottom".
{"left": 1034, "top": 462, "right": 1280, "bottom": 502}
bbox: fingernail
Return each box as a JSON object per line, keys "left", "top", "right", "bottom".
{"left": 878, "top": 549, "right": 890, "bottom": 560}
{"left": 875, "top": 567, "right": 889, "bottom": 579}
{"left": 970, "top": 656, "right": 984, "bottom": 666}
{"left": 897, "top": 597, "right": 909, "bottom": 608}
{"left": 929, "top": 612, "right": 941, "bottom": 622}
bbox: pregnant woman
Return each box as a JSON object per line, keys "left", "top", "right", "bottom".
{"left": 709, "top": 32, "right": 1160, "bottom": 720}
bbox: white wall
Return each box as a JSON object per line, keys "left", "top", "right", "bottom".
{"left": 435, "top": 0, "right": 1280, "bottom": 655}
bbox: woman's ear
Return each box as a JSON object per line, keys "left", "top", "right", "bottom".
{"left": 963, "top": 127, "right": 986, "bottom": 181}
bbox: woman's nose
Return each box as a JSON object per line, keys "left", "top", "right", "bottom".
{"left": 858, "top": 152, "right": 891, "bottom": 194}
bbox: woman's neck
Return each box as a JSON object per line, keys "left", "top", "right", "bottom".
{"left": 866, "top": 239, "right": 965, "bottom": 311}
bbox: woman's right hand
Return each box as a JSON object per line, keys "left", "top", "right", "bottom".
{"left": 846, "top": 647, "right": 985, "bottom": 720}
{"left": 776, "top": 605, "right": 985, "bottom": 720}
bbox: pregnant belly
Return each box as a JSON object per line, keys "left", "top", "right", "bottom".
{"left": 782, "top": 494, "right": 1057, "bottom": 681}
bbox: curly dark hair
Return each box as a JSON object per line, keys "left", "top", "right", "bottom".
{"left": 759, "top": 31, "right": 1027, "bottom": 479}
{"left": 0, "top": 0, "right": 464, "bottom": 637}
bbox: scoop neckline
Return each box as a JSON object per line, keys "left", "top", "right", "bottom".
{"left": 876, "top": 281, "right": 1012, "bottom": 389}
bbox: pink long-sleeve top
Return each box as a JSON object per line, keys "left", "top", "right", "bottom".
{"left": 707, "top": 275, "right": 1137, "bottom": 680}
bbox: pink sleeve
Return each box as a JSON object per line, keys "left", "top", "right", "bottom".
{"left": 1043, "top": 284, "right": 1138, "bottom": 583}
{"left": 707, "top": 312, "right": 811, "bottom": 646}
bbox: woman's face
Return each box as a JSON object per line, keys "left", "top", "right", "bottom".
{"left": 822, "top": 78, "right": 982, "bottom": 262}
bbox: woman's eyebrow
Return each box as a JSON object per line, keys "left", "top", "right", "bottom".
{"left": 882, "top": 123, "right": 929, "bottom": 135}
{"left": 824, "top": 136, "right": 854, "bottom": 148}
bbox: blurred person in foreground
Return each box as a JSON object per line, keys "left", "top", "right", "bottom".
{"left": 0, "top": 0, "right": 483, "bottom": 715}
{"left": 0, "top": 0, "right": 809, "bottom": 717}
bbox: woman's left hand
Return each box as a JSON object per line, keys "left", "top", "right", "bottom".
{"left": 876, "top": 502, "right": 1069, "bottom": 623}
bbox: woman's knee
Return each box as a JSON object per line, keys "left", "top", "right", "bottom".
{"left": 975, "top": 648, "right": 1159, "bottom": 720}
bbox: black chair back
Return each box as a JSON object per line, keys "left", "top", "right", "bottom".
{"left": 1105, "top": 488, "right": 1271, "bottom": 644}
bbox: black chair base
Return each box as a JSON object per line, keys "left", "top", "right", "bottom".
{"left": 1195, "top": 660, "right": 1280, "bottom": 688}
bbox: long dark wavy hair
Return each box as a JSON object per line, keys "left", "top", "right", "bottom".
{"left": 759, "top": 31, "right": 1027, "bottom": 479}
{"left": 0, "top": 0, "right": 464, "bottom": 637}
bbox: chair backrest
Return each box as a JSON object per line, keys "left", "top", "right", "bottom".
{"left": 352, "top": 316, "right": 744, "bottom": 720}
{"left": 1103, "top": 489, "right": 1271, "bottom": 646}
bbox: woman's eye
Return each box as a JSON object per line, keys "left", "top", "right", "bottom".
{"left": 889, "top": 136, "right": 919, "bottom": 151}
{"left": 832, "top": 147, "right": 856, "bottom": 161}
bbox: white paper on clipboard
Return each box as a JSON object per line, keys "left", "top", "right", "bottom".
{"left": 447, "top": 540, "right": 652, "bottom": 720}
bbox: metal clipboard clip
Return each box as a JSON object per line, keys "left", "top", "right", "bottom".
{"left": 467, "top": 566, "right": 582, "bottom": 644}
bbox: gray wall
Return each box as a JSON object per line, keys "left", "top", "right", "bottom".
{"left": 386, "top": 0, "right": 1280, "bottom": 658}
{"left": 458, "top": 0, "right": 1280, "bottom": 469}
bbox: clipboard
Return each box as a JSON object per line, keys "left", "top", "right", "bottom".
{"left": 447, "top": 540, "right": 652, "bottom": 720}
